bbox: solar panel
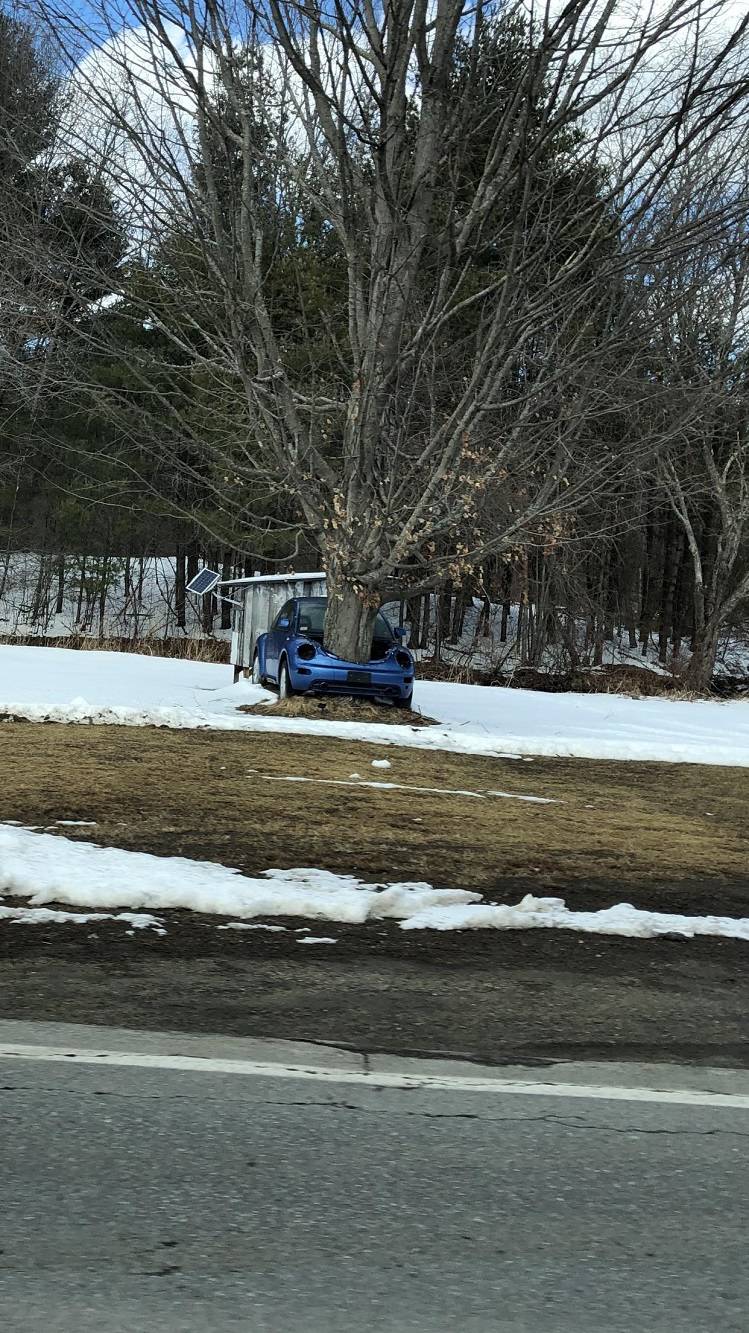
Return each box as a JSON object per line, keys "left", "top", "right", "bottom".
{"left": 186, "top": 567, "right": 221, "bottom": 596}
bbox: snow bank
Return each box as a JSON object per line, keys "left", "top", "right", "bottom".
{"left": 3, "top": 825, "right": 749, "bottom": 941}
{"left": 3, "top": 642, "right": 749, "bottom": 766}
{"left": 0, "top": 825, "right": 478, "bottom": 924}
{"left": 402, "top": 894, "right": 749, "bottom": 941}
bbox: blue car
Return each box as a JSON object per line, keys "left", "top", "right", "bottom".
{"left": 252, "top": 597, "right": 415, "bottom": 707}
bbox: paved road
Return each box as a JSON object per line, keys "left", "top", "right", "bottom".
{"left": 1, "top": 1031, "right": 748, "bottom": 1333}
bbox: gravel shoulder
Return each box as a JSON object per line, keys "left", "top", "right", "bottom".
{"left": 1, "top": 915, "right": 748, "bottom": 1067}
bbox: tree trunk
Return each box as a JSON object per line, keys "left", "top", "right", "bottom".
{"left": 420, "top": 592, "right": 431, "bottom": 649}
{"left": 658, "top": 524, "right": 681, "bottom": 665}
{"left": 98, "top": 555, "right": 109, "bottom": 638}
{"left": 684, "top": 622, "right": 721, "bottom": 692}
{"left": 75, "top": 558, "right": 86, "bottom": 626}
{"left": 407, "top": 595, "right": 423, "bottom": 648}
{"left": 186, "top": 542, "right": 199, "bottom": 586}
{"left": 476, "top": 592, "right": 491, "bottom": 637}
{"left": 449, "top": 588, "right": 468, "bottom": 643}
{"left": 175, "top": 545, "right": 187, "bottom": 631}
{"left": 202, "top": 588, "right": 216, "bottom": 635}
{"left": 436, "top": 582, "right": 452, "bottom": 659}
{"left": 324, "top": 582, "right": 379, "bottom": 663}
{"left": 55, "top": 555, "right": 65, "bottom": 615}
{"left": 220, "top": 551, "right": 233, "bottom": 630}
{"left": 639, "top": 521, "right": 656, "bottom": 656}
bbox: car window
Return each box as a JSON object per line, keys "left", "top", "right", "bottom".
{"left": 298, "top": 603, "right": 325, "bottom": 637}
{"left": 273, "top": 601, "right": 294, "bottom": 630}
{"left": 297, "top": 602, "right": 393, "bottom": 641}
{"left": 373, "top": 612, "right": 393, "bottom": 640}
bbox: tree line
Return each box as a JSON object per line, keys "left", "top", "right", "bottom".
{"left": 2, "top": 0, "right": 749, "bottom": 686}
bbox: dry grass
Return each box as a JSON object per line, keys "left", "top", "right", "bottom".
{"left": 0, "top": 634, "right": 230, "bottom": 663}
{"left": 415, "top": 659, "right": 716, "bottom": 698}
{"left": 2, "top": 723, "right": 748, "bottom": 913}
{"left": 238, "top": 695, "right": 436, "bottom": 726}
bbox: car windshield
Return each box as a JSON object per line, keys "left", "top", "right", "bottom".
{"left": 299, "top": 602, "right": 392, "bottom": 641}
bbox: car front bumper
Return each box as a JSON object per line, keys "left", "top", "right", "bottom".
{"left": 288, "top": 657, "right": 413, "bottom": 700}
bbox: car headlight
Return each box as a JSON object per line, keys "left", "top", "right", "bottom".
{"left": 297, "top": 641, "right": 316, "bottom": 661}
{"left": 395, "top": 649, "right": 412, "bottom": 669}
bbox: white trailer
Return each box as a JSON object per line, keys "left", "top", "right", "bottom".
{"left": 219, "top": 572, "right": 326, "bottom": 683}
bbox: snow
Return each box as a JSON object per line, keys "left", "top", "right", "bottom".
{"left": 4, "top": 551, "right": 748, "bottom": 678}
{"left": 217, "top": 922, "right": 288, "bottom": 932}
{"left": 3, "top": 642, "right": 749, "bottom": 766}
{"left": 3, "top": 824, "right": 749, "bottom": 942}
{"left": 0, "top": 825, "right": 478, "bottom": 924}
{"left": 402, "top": 895, "right": 749, "bottom": 941}
{"left": 371, "top": 758, "right": 391, "bottom": 769}
{"left": 0, "top": 903, "right": 163, "bottom": 930}
{"left": 0, "top": 552, "right": 216, "bottom": 640}
{"left": 247, "top": 771, "right": 554, "bottom": 802}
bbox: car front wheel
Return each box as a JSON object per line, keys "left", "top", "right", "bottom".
{"left": 394, "top": 691, "right": 413, "bottom": 710}
{"left": 252, "top": 653, "right": 262, "bottom": 685}
{"left": 278, "top": 659, "right": 295, "bottom": 700}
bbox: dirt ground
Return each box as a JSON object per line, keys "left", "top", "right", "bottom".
{"left": 1, "top": 914, "right": 748, "bottom": 1067}
{"left": 3, "top": 721, "right": 749, "bottom": 1065}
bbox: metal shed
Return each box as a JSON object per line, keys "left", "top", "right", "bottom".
{"left": 220, "top": 572, "right": 326, "bottom": 682}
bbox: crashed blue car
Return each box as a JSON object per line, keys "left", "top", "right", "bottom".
{"left": 252, "top": 597, "right": 415, "bottom": 707}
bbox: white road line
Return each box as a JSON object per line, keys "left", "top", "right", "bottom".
{"left": 1, "top": 1043, "right": 748, "bottom": 1108}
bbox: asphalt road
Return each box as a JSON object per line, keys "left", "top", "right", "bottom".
{"left": 1, "top": 1033, "right": 748, "bottom": 1333}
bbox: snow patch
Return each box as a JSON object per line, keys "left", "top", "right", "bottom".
{"left": 2, "top": 825, "right": 749, "bottom": 943}
{"left": 248, "top": 770, "right": 554, "bottom": 802}
{"left": 402, "top": 894, "right": 749, "bottom": 941}
{"left": 217, "top": 922, "right": 288, "bottom": 932}
{"left": 0, "top": 825, "right": 478, "bottom": 924}
{"left": 0, "top": 904, "right": 163, "bottom": 930}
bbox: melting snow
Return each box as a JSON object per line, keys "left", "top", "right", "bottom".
{"left": 2, "top": 643, "right": 749, "bottom": 765}
{"left": 247, "top": 770, "right": 554, "bottom": 802}
{"left": 2, "top": 825, "right": 749, "bottom": 942}
{"left": 0, "top": 903, "right": 163, "bottom": 930}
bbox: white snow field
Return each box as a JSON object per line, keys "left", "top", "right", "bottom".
{"left": 2, "top": 642, "right": 749, "bottom": 765}
{"left": 3, "top": 824, "right": 749, "bottom": 941}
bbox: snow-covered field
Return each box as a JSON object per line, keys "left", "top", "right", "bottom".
{"left": 4, "top": 823, "right": 749, "bottom": 942}
{"left": 2, "top": 642, "right": 749, "bottom": 766}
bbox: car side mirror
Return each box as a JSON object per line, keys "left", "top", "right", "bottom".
{"left": 299, "top": 618, "right": 311, "bottom": 634}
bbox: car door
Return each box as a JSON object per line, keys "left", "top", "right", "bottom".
{"left": 265, "top": 600, "right": 294, "bottom": 681}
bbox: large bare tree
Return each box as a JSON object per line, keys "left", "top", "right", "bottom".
{"left": 24, "top": 0, "right": 749, "bottom": 660}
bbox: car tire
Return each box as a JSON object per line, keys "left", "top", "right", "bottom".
{"left": 252, "top": 653, "right": 262, "bottom": 686}
{"left": 278, "top": 659, "right": 295, "bottom": 700}
{"left": 394, "top": 691, "right": 413, "bottom": 710}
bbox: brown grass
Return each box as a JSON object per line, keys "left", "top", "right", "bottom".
{"left": 238, "top": 695, "right": 436, "bottom": 726}
{"left": 0, "top": 634, "right": 230, "bottom": 663}
{"left": 2, "top": 723, "right": 748, "bottom": 913}
{"left": 416, "top": 658, "right": 713, "bottom": 699}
